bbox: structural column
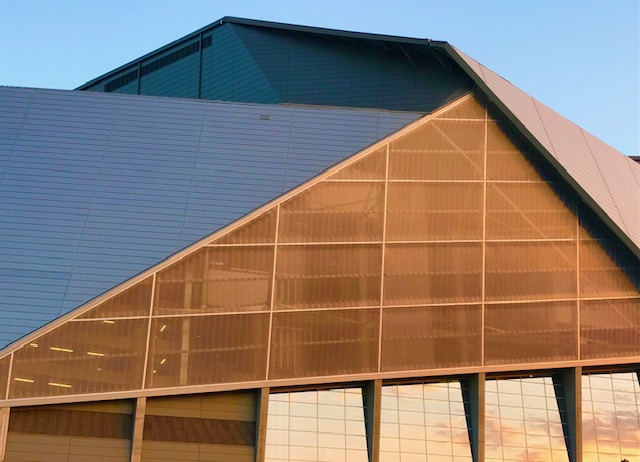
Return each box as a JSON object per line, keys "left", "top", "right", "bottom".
{"left": 130, "top": 397, "right": 146, "bottom": 462}
{"left": 562, "top": 367, "right": 582, "bottom": 462}
{"left": 255, "top": 387, "right": 270, "bottom": 462}
{"left": 364, "top": 380, "right": 381, "bottom": 462}
{"left": 463, "top": 373, "right": 485, "bottom": 462}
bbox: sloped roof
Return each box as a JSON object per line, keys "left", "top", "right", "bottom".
{"left": 0, "top": 86, "right": 420, "bottom": 347}
{"left": 446, "top": 46, "right": 640, "bottom": 254}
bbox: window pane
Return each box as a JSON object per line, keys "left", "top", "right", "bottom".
{"left": 214, "top": 207, "right": 277, "bottom": 244}
{"left": 485, "top": 301, "right": 577, "bottom": 365}
{"left": 329, "top": 147, "right": 386, "bottom": 180}
{"left": 486, "top": 121, "right": 542, "bottom": 181}
{"left": 580, "top": 299, "right": 640, "bottom": 359}
{"left": 10, "top": 319, "right": 148, "bottom": 398}
{"left": 269, "top": 309, "right": 379, "bottom": 380}
{"left": 389, "top": 120, "right": 485, "bottom": 180}
{"left": 486, "top": 182, "right": 576, "bottom": 240}
{"left": 275, "top": 244, "right": 382, "bottom": 310}
{"left": 279, "top": 182, "right": 385, "bottom": 243}
{"left": 485, "top": 377, "right": 569, "bottom": 462}
{"left": 381, "top": 381, "right": 473, "bottom": 461}
{"left": 582, "top": 372, "right": 640, "bottom": 461}
{"left": 154, "top": 246, "right": 274, "bottom": 315}
{"left": 436, "top": 96, "right": 486, "bottom": 120}
{"left": 266, "top": 388, "right": 369, "bottom": 462}
{"left": 386, "top": 183, "right": 483, "bottom": 241}
{"left": 146, "top": 313, "right": 269, "bottom": 388}
{"left": 381, "top": 305, "right": 481, "bottom": 371}
{"left": 78, "top": 277, "right": 153, "bottom": 319}
{"left": 485, "top": 241, "right": 577, "bottom": 301}
{"left": 384, "top": 243, "right": 483, "bottom": 305}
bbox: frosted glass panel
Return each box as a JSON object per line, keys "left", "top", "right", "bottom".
{"left": 329, "top": 146, "right": 386, "bottom": 180}
{"left": 486, "top": 121, "right": 541, "bottom": 181}
{"left": 485, "top": 301, "right": 578, "bottom": 365}
{"left": 275, "top": 244, "right": 382, "bottom": 310}
{"left": 78, "top": 277, "right": 153, "bottom": 319}
{"left": 582, "top": 372, "right": 640, "bottom": 461}
{"left": 436, "top": 95, "right": 486, "bottom": 120}
{"left": 146, "top": 313, "right": 269, "bottom": 388}
{"left": 384, "top": 243, "right": 483, "bottom": 305}
{"left": 154, "top": 246, "right": 274, "bottom": 314}
{"left": 580, "top": 240, "right": 639, "bottom": 298}
{"left": 380, "top": 382, "right": 473, "bottom": 461}
{"left": 486, "top": 182, "right": 577, "bottom": 240}
{"left": 269, "top": 309, "right": 379, "bottom": 380}
{"left": 279, "top": 182, "right": 385, "bottom": 243}
{"left": 381, "top": 305, "right": 481, "bottom": 371}
{"left": 10, "top": 319, "right": 147, "bottom": 398}
{"left": 389, "top": 120, "right": 485, "bottom": 180}
{"left": 580, "top": 299, "right": 640, "bottom": 359}
{"left": 215, "top": 207, "right": 277, "bottom": 244}
{"left": 485, "top": 241, "right": 577, "bottom": 301}
{"left": 386, "top": 183, "right": 483, "bottom": 241}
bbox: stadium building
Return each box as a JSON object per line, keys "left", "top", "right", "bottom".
{"left": 0, "top": 17, "right": 638, "bottom": 462}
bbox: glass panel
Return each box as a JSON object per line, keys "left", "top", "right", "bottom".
{"left": 10, "top": 319, "right": 147, "bottom": 398}
{"left": 328, "top": 147, "right": 386, "bottom": 180}
{"left": 278, "top": 182, "right": 385, "bottom": 243}
{"left": 436, "top": 95, "right": 486, "bottom": 120}
{"left": 582, "top": 372, "right": 640, "bottom": 461}
{"left": 380, "top": 381, "right": 473, "bottom": 461}
{"left": 384, "top": 243, "right": 483, "bottom": 305}
{"left": 579, "top": 240, "right": 639, "bottom": 298}
{"left": 486, "top": 182, "right": 577, "bottom": 240}
{"left": 389, "top": 119, "right": 485, "bottom": 180}
{"left": 269, "top": 309, "right": 379, "bottom": 380}
{"left": 214, "top": 207, "right": 277, "bottom": 244}
{"left": 484, "top": 301, "right": 577, "bottom": 365}
{"left": 386, "top": 183, "right": 483, "bottom": 241}
{"left": 154, "top": 246, "right": 274, "bottom": 315}
{"left": 77, "top": 277, "right": 153, "bottom": 319}
{"left": 485, "top": 377, "right": 569, "bottom": 462}
{"left": 380, "top": 305, "right": 481, "bottom": 371}
{"left": 274, "top": 244, "right": 382, "bottom": 310}
{"left": 0, "top": 354, "right": 9, "bottom": 399}
{"left": 580, "top": 299, "right": 640, "bottom": 359}
{"left": 265, "top": 388, "right": 369, "bottom": 462}
{"left": 486, "top": 120, "right": 542, "bottom": 181}
{"left": 146, "top": 313, "right": 269, "bottom": 388}
{"left": 485, "top": 241, "right": 577, "bottom": 301}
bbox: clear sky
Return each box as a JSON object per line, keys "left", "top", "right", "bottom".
{"left": 2, "top": 0, "right": 638, "bottom": 155}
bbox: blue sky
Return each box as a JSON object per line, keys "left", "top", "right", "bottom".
{"left": 2, "top": 0, "right": 638, "bottom": 155}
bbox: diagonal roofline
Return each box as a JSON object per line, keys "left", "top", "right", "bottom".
{"left": 76, "top": 16, "right": 445, "bottom": 91}
{"left": 435, "top": 42, "right": 640, "bottom": 260}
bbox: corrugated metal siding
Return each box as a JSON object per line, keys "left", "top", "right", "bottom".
{"left": 200, "top": 23, "right": 279, "bottom": 103}
{"left": 453, "top": 47, "right": 640, "bottom": 250}
{"left": 0, "top": 86, "right": 420, "bottom": 348}
{"left": 233, "top": 24, "right": 473, "bottom": 112}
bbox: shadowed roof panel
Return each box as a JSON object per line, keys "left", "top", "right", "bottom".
{"left": 0, "top": 86, "right": 420, "bottom": 348}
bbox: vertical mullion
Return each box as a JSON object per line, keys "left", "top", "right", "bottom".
{"left": 265, "top": 205, "right": 280, "bottom": 380}
{"left": 0, "top": 407, "right": 9, "bottom": 462}
{"left": 364, "top": 379, "right": 381, "bottom": 462}
{"left": 481, "top": 106, "right": 488, "bottom": 366}
{"left": 130, "top": 397, "right": 146, "bottom": 462}
{"left": 255, "top": 387, "right": 270, "bottom": 462}
{"left": 4, "top": 353, "right": 12, "bottom": 400}
{"left": 141, "top": 274, "right": 156, "bottom": 390}
{"left": 378, "top": 144, "right": 389, "bottom": 373}
{"left": 576, "top": 218, "right": 581, "bottom": 361}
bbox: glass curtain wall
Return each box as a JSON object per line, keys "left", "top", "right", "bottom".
{"left": 1, "top": 93, "right": 638, "bottom": 401}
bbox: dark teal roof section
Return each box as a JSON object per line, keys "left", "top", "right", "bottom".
{"left": 77, "top": 18, "right": 472, "bottom": 113}
{"left": 0, "top": 86, "right": 420, "bottom": 348}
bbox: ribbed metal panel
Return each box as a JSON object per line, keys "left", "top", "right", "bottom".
{"left": 452, "top": 47, "right": 640, "bottom": 250}
{"left": 0, "top": 86, "right": 419, "bottom": 347}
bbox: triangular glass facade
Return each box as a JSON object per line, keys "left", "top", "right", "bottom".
{"left": 1, "top": 94, "right": 638, "bottom": 401}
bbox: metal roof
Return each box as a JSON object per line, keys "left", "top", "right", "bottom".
{"left": 0, "top": 86, "right": 420, "bottom": 348}
{"left": 445, "top": 45, "right": 640, "bottom": 256}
